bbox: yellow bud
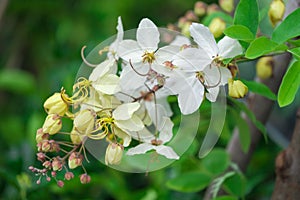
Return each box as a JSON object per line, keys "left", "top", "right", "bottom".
{"left": 105, "top": 143, "right": 123, "bottom": 165}
{"left": 194, "top": 1, "right": 207, "bottom": 17}
{"left": 73, "top": 109, "right": 96, "bottom": 135}
{"left": 256, "top": 57, "right": 273, "bottom": 79}
{"left": 268, "top": 0, "right": 285, "bottom": 26}
{"left": 36, "top": 128, "right": 49, "bottom": 143}
{"left": 68, "top": 152, "right": 83, "bottom": 169}
{"left": 44, "top": 93, "right": 68, "bottom": 116}
{"left": 181, "top": 22, "right": 191, "bottom": 37}
{"left": 207, "top": 4, "right": 221, "bottom": 15}
{"left": 70, "top": 128, "right": 82, "bottom": 145}
{"left": 42, "top": 114, "right": 62, "bottom": 135}
{"left": 209, "top": 18, "right": 226, "bottom": 38}
{"left": 178, "top": 17, "right": 187, "bottom": 29}
{"left": 228, "top": 78, "right": 248, "bottom": 98}
{"left": 219, "top": 0, "right": 234, "bottom": 13}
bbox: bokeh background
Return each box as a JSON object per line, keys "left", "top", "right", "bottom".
{"left": 0, "top": 0, "right": 299, "bottom": 199}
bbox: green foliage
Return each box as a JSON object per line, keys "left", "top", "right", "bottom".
{"left": 202, "top": 149, "right": 230, "bottom": 175}
{"left": 223, "top": 173, "right": 246, "bottom": 197}
{"left": 278, "top": 61, "right": 300, "bottom": 107}
{"left": 272, "top": 8, "right": 300, "bottom": 44}
{"left": 224, "top": 25, "right": 254, "bottom": 42}
{"left": 202, "top": 12, "right": 233, "bottom": 26}
{"left": 288, "top": 47, "right": 300, "bottom": 60}
{"left": 242, "top": 79, "right": 277, "bottom": 101}
{"left": 166, "top": 171, "right": 211, "bottom": 192}
{"left": 245, "top": 36, "right": 287, "bottom": 59}
{"left": 214, "top": 196, "right": 238, "bottom": 200}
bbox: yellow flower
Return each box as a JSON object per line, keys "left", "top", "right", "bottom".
{"left": 105, "top": 143, "right": 123, "bottom": 165}
{"left": 228, "top": 78, "right": 248, "bottom": 98}
{"left": 73, "top": 109, "right": 96, "bottom": 135}
{"left": 256, "top": 57, "right": 273, "bottom": 79}
{"left": 268, "top": 0, "right": 285, "bottom": 26}
{"left": 44, "top": 93, "right": 68, "bottom": 116}
{"left": 42, "top": 114, "right": 62, "bottom": 135}
{"left": 209, "top": 18, "right": 226, "bottom": 38}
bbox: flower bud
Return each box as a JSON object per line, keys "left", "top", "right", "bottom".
{"left": 41, "top": 140, "right": 51, "bottom": 152}
{"left": 228, "top": 78, "right": 248, "bottom": 98}
{"left": 219, "top": 0, "right": 234, "bottom": 13}
{"left": 185, "top": 10, "right": 198, "bottom": 22}
{"left": 37, "top": 152, "right": 46, "bottom": 162}
{"left": 57, "top": 180, "right": 64, "bottom": 188}
{"left": 68, "top": 152, "right": 83, "bottom": 169}
{"left": 44, "top": 93, "right": 68, "bottom": 116}
{"left": 64, "top": 172, "right": 74, "bottom": 180}
{"left": 52, "top": 157, "right": 63, "bottom": 171}
{"left": 194, "top": 1, "right": 207, "bottom": 17}
{"left": 268, "top": 0, "right": 285, "bottom": 27}
{"left": 105, "top": 143, "right": 123, "bottom": 165}
{"left": 80, "top": 174, "right": 91, "bottom": 184}
{"left": 43, "top": 161, "right": 51, "bottom": 169}
{"left": 178, "top": 17, "right": 187, "bottom": 29}
{"left": 36, "top": 128, "right": 49, "bottom": 143}
{"left": 209, "top": 17, "right": 226, "bottom": 38}
{"left": 227, "top": 63, "right": 238, "bottom": 78}
{"left": 42, "top": 114, "right": 62, "bottom": 135}
{"left": 207, "top": 4, "right": 221, "bottom": 15}
{"left": 181, "top": 22, "right": 191, "bottom": 37}
{"left": 74, "top": 109, "right": 96, "bottom": 135}
{"left": 70, "top": 128, "right": 82, "bottom": 145}
{"left": 256, "top": 57, "right": 273, "bottom": 79}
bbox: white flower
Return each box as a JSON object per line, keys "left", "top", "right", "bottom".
{"left": 126, "top": 117, "right": 179, "bottom": 160}
{"left": 108, "top": 16, "right": 124, "bottom": 60}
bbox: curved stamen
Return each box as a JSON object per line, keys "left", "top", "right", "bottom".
{"left": 81, "top": 46, "right": 99, "bottom": 67}
{"left": 129, "top": 59, "right": 149, "bottom": 76}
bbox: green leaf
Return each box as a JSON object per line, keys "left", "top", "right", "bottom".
{"left": 166, "top": 171, "right": 211, "bottom": 192}
{"left": 214, "top": 196, "right": 238, "bottom": 200}
{"left": 230, "top": 109, "right": 251, "bottom": 153}
{"left": 288, "top": 47, "right": 300, "bottom": 60}
{"left": 272, "top": 8, "right": 300, "bottom": 44}
{"left": 278, "top": 61, "right": 300, "bottom": 107}
{"left": 202, "top": 148, "right": 230, "bottom": 175}
{"left": 233, "top": 0, "right": 259, "bottom": 36}
{"left": 224, "top": 25, "right": 254, "bottom": 42}
{"left": 223, "top": 173, "right": 246, "bottom": 197}
{"left": 0, "top": 69, "right": 35, "bottom": 94}
{"left": 288, "top": 39, "right": 300, "bottom": 47}
{"left": 228, "top": 97, "right": 268, "bottom": 142}
{"left": 245, "top": 36, "right": 287, "bottom": 59}
{"left": 241, "top": 79, "right": 277, "bottom": 100}
{"left": 203, "top": 12, "right": 233, "bottom": 26}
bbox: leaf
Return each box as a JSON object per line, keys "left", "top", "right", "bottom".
{"left": 241, "top": 79, "right": 277, "bottom": 100}
{"left": 278, "top": 61, "right": 300, "bottom": 107}
{"left": 223, "top": 173, "right": 246, "bottom": 197}
{"left": 0, "top": 69, "right": 35, "bottom": 94}
{"left": 166, "top": 171, "right": 211, "bottom": 192}
{"left": 228, "top": 97, "right": 268, "bottom": 142}
{"left": 214, "top": 196, "right": 238, "bottom": 200}
{"left": 245, "top": 36, "right": 287, "bottom": 59}
{"left": 230, "top": 109, "right": 250, "bottom": 153}
{"left": 288, "top": 47, "right": 300, "bottom": 60}
{"left": 202, "top": 148, "right": 230, "bottom": 175}
{"left": 211, "top": 171, "right": 236, "bottom": 198}
{"left": 233, "top": 0, "right": 259, "bottom": 36}
{"left": 272, "top": 8, "right": 300, "bottom": 44}
{"left": 224, "top": 25, "right": 254, "bottom": 42}
{"left": 203, "top": 12, "right": 233, "bottom": 26}
{"left": 288, "top": 39, "right": 300, "bottom": 47}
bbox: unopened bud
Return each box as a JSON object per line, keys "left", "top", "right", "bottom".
{"left": 42, "top": 114, "right": 62, "bottom": 135}
{"left": 43, "top": 161, "right": 51, "bottom": 169}
{"left": 74, "top": 109, "right": 96, "bottom": 135}
{"left": 51, "top": 171, "right": 57, "bottom": 177}
{"left": 219, "top": 0, "right": 234, "bottom": 13}
{"left": 209, "top": 17, "right": 226, "bottom": 38}
{"left": 41, "top": 140, "right": 51, "bottom": 152}
{"left": 105, "top": 143, "right": 123, "bottom": 165}
{"left": 268, "top": 0, "right": 285, "bottom": 27}
{"left": 256, "top": 57, "right": 273, "bottom": 79}
{"left": 207, "top": 4, "right": 221, "bottom": 15}
{"left": 181, "top": 22, "right": 191, "bottom": 37}
{"left": 68, "top": 152, "right": 83, "bottom": 169}
{"left": 37, "top": 152, "right": 46, "bottom": 162}
{"left": 185, "top": 10, "right": 198, "bottom": 22}
{"left": 64, "top": 172, "right": 74, "bottom": 180}
{"left": 36, "top": 128, "right": 49, "bottom": 143}
{"left": 52, "top": 157, "right": 63, "bottom": 171}
{"left": 70, "top": 128, "right": 82, "bottom": 145}
{"left": 80, "top": 173, "right": 91, "bottom": 184}
{"left": 44, "top": 93, "right": 68, "bottom": 116}
{"left": 178, "top": 17, "right": 187, "bottom": 29}
{"left": 57, "top": 180, "right": 64, "bottom": 188}
{"left": 228, "top": 78, "right": 248, "bottom": 98}
{"left": 227, "top": 63, "right": 238, "bottom": 78}
{"left": 194, "top": 1, "right": 207, "bottom": 17}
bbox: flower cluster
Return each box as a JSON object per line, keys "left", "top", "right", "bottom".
{"left": 30, "top": 16, "right": 246, "bottom": 186}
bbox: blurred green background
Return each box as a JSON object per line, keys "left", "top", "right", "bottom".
{"left": 0, "top": 0, "right": 295, "bottom": 199}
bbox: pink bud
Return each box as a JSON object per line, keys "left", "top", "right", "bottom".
{"left": 43, "top": 161, "right": 51, "bottom": 169}
{"left": 46, "top": 177, "right": 51, "bottom": 182}
{"left": 36, "top": 179, "right": 41, "bottom": 185}
{"left": 37, "top": 152, "right": 46, "bottom": 162}
{"left": 57, "top": 180, "right": 64, "bottom": 188}
{"left": 28, "top": 166, "right": 34, "bottom": 171}
{"left": 51, "top": 171, "right": 57, "bottom": 177}
{"left": 64, "top": 172, "right": 74, "bottom": 180}
{"left": 80, "top": 174, "right": 91, "bottom": 184}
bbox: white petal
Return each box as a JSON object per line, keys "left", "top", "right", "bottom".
{"left": 170, "top": 35, "right": 191, "bottom": 46}
{"left": 137, "top": 18, "right": 159, "bottom": 52}
{"left": 113, "top": 102, "right": 140, "bottom": 120}
{"left": 190, "top": 23, "right": 218, "bottom": 58}
{"left": 156, "top": 97, "right": 173, "bottom": 117}
{"left": 206, "top": 87, "right": 219, "bottom": 102}
{"left": 109, "top": 16, "right": 124, "bottom": 55}
{"left": 126, "top": 143, "right": 154, "bottom": 156}
{"left": 219, "top": 67, "right": 232, "bottom": 85}
{"left": 119, "top": 64, "right": 146, "bottom": 92}
{"left": 130, "top": 127, "right": 155, "bottom": 143}
{"left": 153, "top": 145, "right": 179, "bottom": 160}
{"left": 89, "top": 59, "right": 117, "bottom": 81}
{"left": 115, "top": 114, "right": 144, "bottom": 131}
{"left": 158, "top": 117, "right": 174, "bottom": 143}
{"left": 113, "top": 126, "right": 131, "bottom": 147}
{"left": 218, "top": 36, "right": 243, "bottom": 58}
{"left": 172, "top": 48, "right": 212, "bottom": 72}
{"left": 155, "top": 45, "right": 181, "bottom": 65}
{"left": 93, "top": 74, "right": 120, "bottom": 95}
{"left": 117, "top": 40, "right": 144, "bottom": 62}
